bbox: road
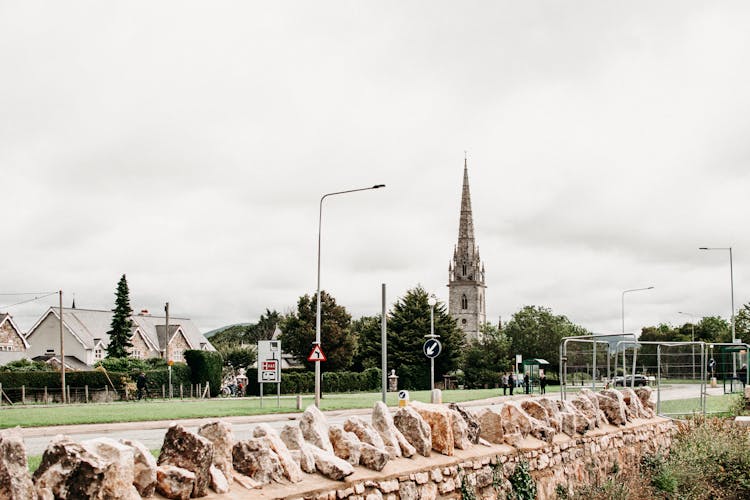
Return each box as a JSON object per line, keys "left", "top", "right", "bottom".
{"left": 19, "top": 384, "right": 720, "bottom": 456}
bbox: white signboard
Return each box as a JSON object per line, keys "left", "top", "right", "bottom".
{"left": 257, "top": 340, "right": 281, "bottom": 383}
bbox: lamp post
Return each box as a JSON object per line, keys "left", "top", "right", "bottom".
{"left": 621, "top": 286, "right": 654, "bottom": 379}
{"left": 621, "top": 287, "right": 655, "bottom": 334}
{"left": 427, "top": 294, "right": 437, "bottom": 393}
{"left": 678, "top": 311, "right": 698, "bottom": 380}
{"left": 699, "top": 247, "right": 735, "bottom": 376}
{"left": 315, "top": 184, "right": 385, "bottom": 407}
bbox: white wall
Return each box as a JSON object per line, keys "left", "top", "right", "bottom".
{"left": 25, "top": 313, "right": 88, "bottom": 364}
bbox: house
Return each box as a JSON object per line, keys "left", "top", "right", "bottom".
{"left": 0, "top": 313, "right": 29, "bottom": 365}
{"left": 24, "top": 307, "right": 215, "bottom": 369}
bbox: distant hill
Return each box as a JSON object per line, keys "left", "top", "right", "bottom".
{"left": 204, "top": 323, "right": 251, "bottom": 338}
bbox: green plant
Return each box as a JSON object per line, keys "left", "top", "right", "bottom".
{"left": 183, "top": 350, "right": 223, "bottom": 397}
{"left": 0, "top": 359, "right": 54, "bottom": 372}
{"left": 459, "top": 467, "right": 477, "bottom": 500}
{"left": 509, "top": 460, "right": 536, "bottom": 500}
{"left": 555, "top": 484, "right": 569, "bottom": 499}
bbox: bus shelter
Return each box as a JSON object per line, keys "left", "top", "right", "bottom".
{"left": 522, "top": 358, "right": 549, "bottom": 393}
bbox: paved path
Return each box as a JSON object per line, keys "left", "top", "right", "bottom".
{"left": 18, "top": 384, "right": 726, "bottom": 455}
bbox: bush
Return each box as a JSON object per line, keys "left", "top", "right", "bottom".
{"left": 658, "top": 417, "right": 750, "bottom": 498}
{"left": 0, "top": 359, "right": 55, "bottom": 372}
{"left": 184, "top": 350, "right": 223, "bottom": 397}
{"left": 95, "top": 357, "right": 151, "bottom": 373}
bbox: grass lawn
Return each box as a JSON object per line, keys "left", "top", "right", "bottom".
{"left": 0, "top": 388, "right": 503, "bottom": 429}
{"left": 658, "top": 393, "right": 739, "bottom": 416}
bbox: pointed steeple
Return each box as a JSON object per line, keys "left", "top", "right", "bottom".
{"left": 457, "top": 156, "right": 475, "bottom": 246}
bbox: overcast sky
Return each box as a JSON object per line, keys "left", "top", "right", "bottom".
{"left": 2, "top": 1, "right": 749, "bottom": 337}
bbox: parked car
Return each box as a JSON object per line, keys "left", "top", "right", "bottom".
{"left": 613, "top": 374, "right": 649, "bottom": 387}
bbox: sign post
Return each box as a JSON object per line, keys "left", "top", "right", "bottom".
{"left": 257, "top": 340, "right": 282, "bottom": 408}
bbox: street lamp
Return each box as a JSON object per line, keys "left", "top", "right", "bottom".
{"left": 677, "top": 311, "right": 699, "bottom": 380}
{"left": 315, "top": 184, "right": 385, "bottom": 407}
{"left": 621, "top": 287, "right": 655, "bottom": 334}
{"left": 699, "top": 246, "right": 736, "bottom": 376}
{"left": 426, "top": 294, "right": 438, "bottom": 402}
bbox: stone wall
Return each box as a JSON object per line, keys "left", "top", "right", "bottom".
{"left": 252, "top": 417, "right": 673, "bottom": 500}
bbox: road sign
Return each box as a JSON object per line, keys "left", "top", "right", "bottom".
{"left": 257, "top": 340, "right": 281, "bottom": 383}
{"left": 423, "top": 338, "right": 442, "bottom": 359}
{"left": 307, "top": 344, "right": 327, "bottom": 362}
{"left": 398, "top": 390, "right": 410, "bottom": 407}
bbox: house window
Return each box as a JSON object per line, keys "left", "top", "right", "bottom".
{"left": 132, "top": 349, "right": 143, "bottom": 359}
{"left": 95, "top": 349, "right": 103, "bottom": 360}
{"left": 172, "top": 350, "right": 183, "bottom": 362}
{"left": 461, "top": 294, "right": 468, "bottom": 310}
{"left": 0, "top": 344, "right": 13, "bottom": 352}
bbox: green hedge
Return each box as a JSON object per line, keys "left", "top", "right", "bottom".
{"left": 184, "top": 350, "right": 223, "bottom": 397}
{"left": 244, "top": 367, "right": 381, "bottom": 396}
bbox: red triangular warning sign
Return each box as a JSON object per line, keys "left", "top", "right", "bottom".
{"left": 307, "top": 345, "right": 327, "bottom": 362}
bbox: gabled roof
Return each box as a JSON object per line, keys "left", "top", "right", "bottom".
{"left": 25, "top": 307, "right": 215, "bottom": 353}
{"left": 0, "top": 313, "right": 29, "bottom": 348}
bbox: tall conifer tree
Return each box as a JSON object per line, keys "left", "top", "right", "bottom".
{"left": 106, "top": 274, "right": 134, "bottom": 358}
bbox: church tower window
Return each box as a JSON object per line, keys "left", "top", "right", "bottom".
{"left": 461, "top": 294, "right": 468, "bottom": 309}
{"left": 462, "top": 264, "right": 467, "bottom": 276}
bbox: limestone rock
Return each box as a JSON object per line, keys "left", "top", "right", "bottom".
{"left": 300, "top": 405, "right": 334, "bottom": 453}
{"left": 328, "top": 425, "right": 361, "bottom": 465}
{"left": 307, "top": 444, "right": 355, "bottom": 481}
{"left": 359, "top": 442, "right": 389, "bottom": 471}
{"left": 157, "top": 464, "right": 195, "bottom": 500}
{"left": 596, "top": 391, "right": 628, "bottom": 426}
{"left": 120, "top": 438, "right": 157, "bottom": 497}
{"left": 232, "top": 471, "right": 261, "bottom": 490}
{"left": 198, "top": 420, "right": 235, "bottom": 485}
{"left": 520, "top": 400, "right": 553, "bottom": 429}
{"left": 635, "top": 386, "right": 656, "bottom": 417}
{"left": 410, "top": 402, "right": 454, "bottom": 456}
{"left": 580, "top": 388, "right": 608, "bottom": 427}
{"left": 536, "top": 398, "right": 563, "bottom": 432}
{"left": 448, "top": 403, "right": 481, "bottom": 444}
{"left": 570, "top": 396, "right": 599, "bottom": 430}
{"left": 393, "top": 405, "right": 432, "bottom": 457}
{"left": 232, "top": 438, "right": 284, "bottom": 485}
{"left": 0, "top": 427, "right": 36, "bottom": 500}
{"left": 372, "top": 401, "right": 415, "bottom": 457}
{"left": 158, "top": 424, "right": 214, "bottom": 498}
{"left": 34, "top": 435, "right": 134, "bottom": 500}
{"left": 82, "top": 437, "right": 140, "bottom": 500}
{"left": 620, "top": 387, "right": 647, "bottom": 419}
{"left": 500, "top": 402, "right": 555, "bottom": 443}
{"left": 476, "top": 407, "right": 504, "bottom": 444}
{"left": 209, "top": 465, "right": 229, "bottom": 494}
{"left": 344, "top": 416, "right": 387, "bottom": 451}
{"left": 280, "top": 425, "right": 316, "bottom": 473}
{"left": 447, "top": 408, "right": 471, "bottom": 450}
{"left": 253, "top": 423, "right": 304, "bottom": 482}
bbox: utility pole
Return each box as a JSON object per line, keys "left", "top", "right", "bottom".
{"left": 381, "top": 284, "right": 387, "bottom": 403}
{"left": 59, "top": 290, "right": 66, "bottom": 404}
{"left": 164, "top": 302, "right": 170, "bottom": 361}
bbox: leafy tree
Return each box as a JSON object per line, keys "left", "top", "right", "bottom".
{"left": 210, "top": 309, "right": 284, "bottom": 350}
{"left": 696, "top": 316, "right": 730, "bottom": 343}
{"left": 106, "top": 274, "right": 134, "bottom": 358}
{"left": 280, "top": 291, "right": 356, "bottom": 371}
{"left": 735, "top": 303, "right": 750, "bottom": 343}
{"left": 387, "top": 286, "right": 464, "bottom": 390}
{"left": 221, "top": 346, "right": 256, "bottom": 370}
{"left": 505, "top": 305, "right": 589, "bottom": 367}
{"left": 461, "top": 323, "right": 512, "bottom": 388}
{"left": 350, "top": 315, "right": 384, "bottom": 371}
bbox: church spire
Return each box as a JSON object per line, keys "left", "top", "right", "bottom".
{"left": 457, "top": 156, "right": 475, "bottom": 251}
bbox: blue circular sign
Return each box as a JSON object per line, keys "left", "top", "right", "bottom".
{"left": 423, "top": 338, "right": 442, "bottom": 359}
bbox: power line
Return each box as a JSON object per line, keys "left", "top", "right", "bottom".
{"left": 0, "top": 292, "right": 58, "bottom": 309}
{"left": 0, "top": 291, "right": 56, "bottom": 296}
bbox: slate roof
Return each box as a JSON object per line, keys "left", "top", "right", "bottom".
{"left": 27, "top": 307, "right": 215, "bottom": 352}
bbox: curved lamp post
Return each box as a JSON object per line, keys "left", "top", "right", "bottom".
{"left": 699, "top": 246, "right": 735, "bottom": 376}
{"left": 315, "top": 184, "right": 385, "bottom": 407}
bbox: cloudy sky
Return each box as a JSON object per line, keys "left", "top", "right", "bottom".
{"left": 2, "top": 1, "right": 749, "bottom": 336}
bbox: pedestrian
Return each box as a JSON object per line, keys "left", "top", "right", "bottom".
{"left": 508, "top": 373, "right": 515, "bottom": 395}
{"left": 540, "top": 373, "right": 547, "bottom": 395}
{"left": 739, "top": 364, "right": 747, "bottom": 388}
{"left": 523, "top": 372, "right": 530, "bottom": 394}
{"left": 136, "top": 371, "right": 149, "bottom": 400}
{"left": 501, "top": 373, "right": 508, "bottom": 396}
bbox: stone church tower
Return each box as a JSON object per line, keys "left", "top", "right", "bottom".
{"left": 448, "top": 159, "right": 486, "bottom": 341}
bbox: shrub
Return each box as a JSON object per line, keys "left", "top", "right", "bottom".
{"left": 184, "top": 350, "right": 223, "bottom": 397}
{"left": 0, "top": 359, "right": 54, "bottom": 372}
{"left": 509, "top": 460, "right": 536, "bottom": 500}
{"left": 94, "top": 357, "right": 150, "bottom": 373}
